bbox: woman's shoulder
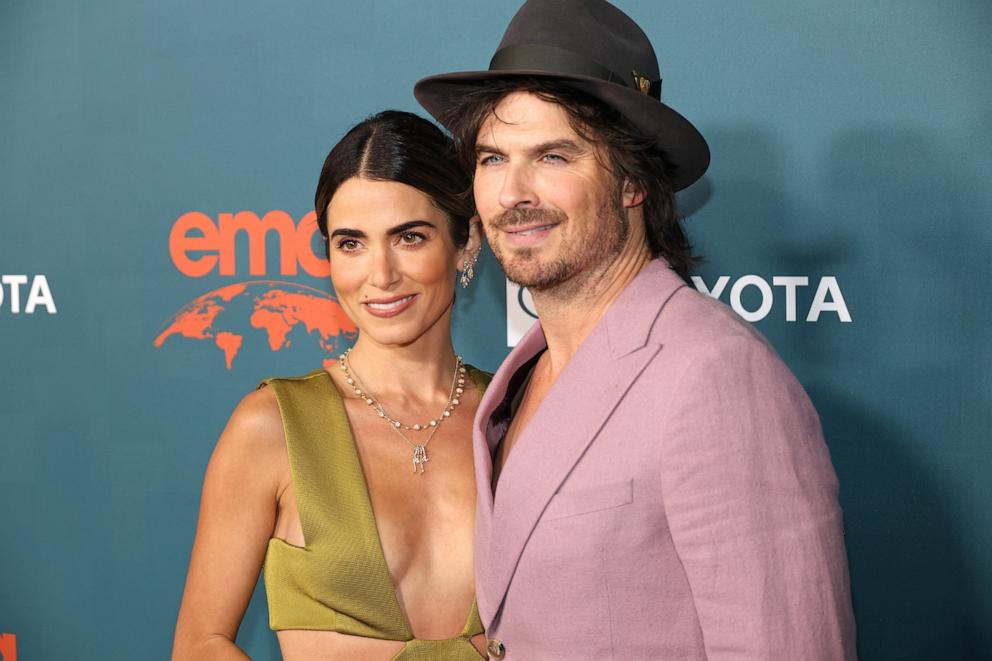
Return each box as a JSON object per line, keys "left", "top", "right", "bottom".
{"left": 258, "top": 367, "right": 330, "bottom": 389}
{"left": 215, "top": 376, "right": 298, "bottom": 460}
{"left": 256, "top": 368, "right": 340, "bottom": 418}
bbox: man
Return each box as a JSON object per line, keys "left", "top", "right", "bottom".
{"left": 416, "top": 1, "right": 857, "bottom": 659}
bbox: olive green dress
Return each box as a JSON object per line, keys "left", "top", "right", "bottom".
{"left": 260, "top": 367, "right": 490, "bottom": 661}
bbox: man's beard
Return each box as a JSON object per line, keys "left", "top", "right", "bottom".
{"left": 487, "top": 183, "right": 629, "bottom": 293}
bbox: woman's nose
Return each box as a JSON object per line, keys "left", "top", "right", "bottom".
{"left": 368, "top": 246, "right": 400, "bottom": 290}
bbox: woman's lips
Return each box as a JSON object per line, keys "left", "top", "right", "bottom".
{"left": 363, "top": 294, "right": 416, "bottom": 318}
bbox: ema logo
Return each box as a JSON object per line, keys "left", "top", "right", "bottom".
{"left": 169, "top": 210, "right": 330, "bottom": 278}
{"left": 0, "top": 275, "right": 57, "bottom": 314}
{"left": 0, "top": 633, "right": 16, "bottom": 661}
{"left": 506, "top": 274, "right": 851, "bottom": 346}
{"left": 154, "top": 211, "right": 356, "bottom": 370}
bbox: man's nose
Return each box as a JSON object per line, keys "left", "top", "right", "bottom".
{"left": 499, "top": 164, "right": 537, "bottom": 209}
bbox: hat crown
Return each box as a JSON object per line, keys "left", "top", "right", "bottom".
{"left": 413, "top": 0, "right": 710, "bottom": 191}
{"left": 495, "top": 0, "right": 660, "bottom": 89}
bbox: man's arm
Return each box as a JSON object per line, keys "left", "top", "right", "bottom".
{"left": 658, "top": 334, "right": 857, "bottom": 659}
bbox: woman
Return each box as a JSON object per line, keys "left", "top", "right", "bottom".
{"left": 172, "top": 111, "right": 487, "bottom": 660}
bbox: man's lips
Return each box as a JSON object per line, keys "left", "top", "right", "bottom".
{"left": 504, "top": 222, "right": 560, "bottom": 236}
{"left": 500, "top": 221, "right": 560, "bottom": 246}
{"left": 362, "top": 294, "right": 417, "bottom": 317}
{"left": 491, "top": 208, "right": 567, "bottom": 247}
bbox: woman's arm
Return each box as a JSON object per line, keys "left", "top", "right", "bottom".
{"left": 172, "top": 387, "right": 287, "bottom": 660}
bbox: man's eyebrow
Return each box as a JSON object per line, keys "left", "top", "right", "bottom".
{"left": 475, "top": 139, "right": 587, "bottom": 157}
{"left": 475, "top": 142, "right": 504, "bottom": 156}
{"left": 529, "top": 139, "right": 586, "bottom": 156}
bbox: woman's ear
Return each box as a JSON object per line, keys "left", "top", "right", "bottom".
{"left": 457, "top": 216, "right": 484, "bottom": 266}
{"left": 454, "top": 216, "right": 484, "bottom": 289}
{"left": 622, "top": 179, "right": 647, "bottom": 208}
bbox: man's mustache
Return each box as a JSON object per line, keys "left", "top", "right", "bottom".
{"left": 488, "top": 207, "right": 567, "bottom": 231}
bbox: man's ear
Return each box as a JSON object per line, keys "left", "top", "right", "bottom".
{"left": 622, "top": 179, "right": 647, "bottom": 208}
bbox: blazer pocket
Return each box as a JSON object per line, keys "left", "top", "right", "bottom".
{"left": 541, "top": 479, "right": 634, "bottom": 522}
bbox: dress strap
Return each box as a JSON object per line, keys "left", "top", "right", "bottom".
{"left": 260, "top": 370, "right": 411, "bottom": 640}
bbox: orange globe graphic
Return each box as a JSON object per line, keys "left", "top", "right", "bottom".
{"left": 154, "top": 280, "right": 357, "bottom": 369}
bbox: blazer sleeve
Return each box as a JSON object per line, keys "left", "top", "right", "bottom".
{"left": 657, "top": 334, "right": 857, "bottom": 660}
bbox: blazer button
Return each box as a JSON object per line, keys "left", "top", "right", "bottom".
{"left": 486, "top": 638, "right": 505, "bottom": 659}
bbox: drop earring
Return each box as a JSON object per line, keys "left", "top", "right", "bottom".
{"left": 459, "top": 250, "right": 480, "bottom": 288}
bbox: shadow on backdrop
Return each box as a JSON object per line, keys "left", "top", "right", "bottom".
{"left": 811, "top": 126, "right": 992, "bottom": 660}
{"left": 686, "top": 124, "right": 991, "bottom": 659}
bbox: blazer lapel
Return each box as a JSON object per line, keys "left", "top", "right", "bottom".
{"left": 475, "top": 260, "right": 688, "bottom": 626}
{"left": 473, "top": 321, "right": 549, "bottom": 624}
{"left": 485, "top": 327, "right": 660, "bottom": 623}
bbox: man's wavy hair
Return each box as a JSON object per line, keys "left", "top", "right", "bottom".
{"left": 440, "top": 78, "right": 697, "bottom": 278}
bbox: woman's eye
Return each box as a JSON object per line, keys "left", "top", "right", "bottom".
{"left": 336, "top": 239, "right": 361, "bottom": 252}
{"left": 399, "top": 231, "right": 426, "bottom": 245}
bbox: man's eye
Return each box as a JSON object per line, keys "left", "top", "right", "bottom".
{"left": 336, "top": 239, "right": 361, "bottom": 251}
{"left": 478, "top": 154, "right": 503, "bottom": 166}
{"left": 542, "top": 153, "right": 566, "bottom": 163}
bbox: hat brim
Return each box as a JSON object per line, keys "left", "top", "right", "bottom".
{"left": 415, "top": 69, "right": 709, "bottom": 191}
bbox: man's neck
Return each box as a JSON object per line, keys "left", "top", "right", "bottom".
{"left": 531, "top": 242, "right": 651, "bottom": 379}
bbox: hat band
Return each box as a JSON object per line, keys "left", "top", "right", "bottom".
{"left": 488, "top": 43, "right": 661, "bottom": 100}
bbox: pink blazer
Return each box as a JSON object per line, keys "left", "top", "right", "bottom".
{"left": 473, "top": 260, "right": 857, "bottom": 660}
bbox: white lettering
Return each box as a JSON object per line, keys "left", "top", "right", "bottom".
{"left": 509, "top": 274, "right": 851, "bottom": 344}
{"left": 807, "top": 276, "right": 851, "bottom": 322}
{"left": 506, "top": 280, "right": 537, "bottom": 346}
{"left": 692, "top": 274, "right": 851, "bottom": 323}
{"left": 1, "top": 275, "right": 28, "bottom": 313}
{"left": 1, "top": 275, "right": 57, "bottom": 314}
{"left": 772, "top": 276, "right": 809, "bottom": 322}
{"left": 691, "top": 275, "right": 730, "bottom": 299}
{"left": 26, "top": 275, "right": 57, "bottom": 314}
{"left": 730, "top": 275, "right": 773, "bottom": 322}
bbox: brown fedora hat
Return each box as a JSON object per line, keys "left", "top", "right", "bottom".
{"left": 414, "top": 0, "right": 710, "bottom": 191}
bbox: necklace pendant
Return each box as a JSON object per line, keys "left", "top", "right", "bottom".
{"left": 412, "top": 445, "right": 429, "bottom": 474}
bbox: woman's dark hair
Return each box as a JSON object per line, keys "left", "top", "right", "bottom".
{"left": 441, "top": 78, "right": 697, "bottom": 278}
{"left": 315, "top": 110, "right": 473, "bottom": 256}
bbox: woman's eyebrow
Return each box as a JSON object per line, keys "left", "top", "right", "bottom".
{"left": 387, "top": 220, "right": 437, "bottom": 235}
{"left": 329, "top": 220, "right": 436, "bottom": 239}
{"left": 329, "top": 227, "right": 365, "bottom": 239}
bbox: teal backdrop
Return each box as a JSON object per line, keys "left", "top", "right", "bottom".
{"left": 1, "top": 1, "right": 990, "bottom": 659}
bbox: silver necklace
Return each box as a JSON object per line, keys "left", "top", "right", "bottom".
{"left": 339, "top": 349, "right": 466, "bottom": 474}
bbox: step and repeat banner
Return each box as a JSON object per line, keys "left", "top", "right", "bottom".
{"left": 2, "top": 1, "right": 989, "bottom": 659}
